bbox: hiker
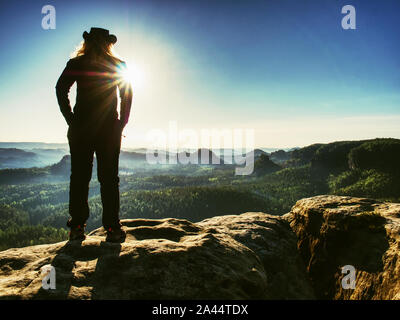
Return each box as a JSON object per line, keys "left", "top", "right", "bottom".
{"left": 56, "top": 28, "right": 133, "bottom": 242}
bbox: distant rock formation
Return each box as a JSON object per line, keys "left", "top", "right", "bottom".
{"left": 0, "top": 195, "right": 399, "bottom": 300}
{"left": 254, "top": 154, "right": 281, "bottom": 175}
{"left": 49, "top": 155, "right": 71, "bottom": 175}
{"left": 269, "top": 149, "right": 290, "bottom": 165}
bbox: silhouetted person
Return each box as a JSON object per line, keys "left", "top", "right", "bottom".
{"left": 56, "top": 28, "right": 132, "bottom": 242}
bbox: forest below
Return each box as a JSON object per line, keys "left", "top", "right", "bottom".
{"left": 1, "top": 138, "right": 399, "bottom": 251}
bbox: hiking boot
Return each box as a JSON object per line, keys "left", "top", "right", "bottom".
{"left": 106, "top": 226, "right": 126, "bottom": 243}
{"left": 69, "top": 224, "right": 86, "bottom": 241}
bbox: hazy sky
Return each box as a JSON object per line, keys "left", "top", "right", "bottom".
{"left": 0, "top": 0, "right": 399, "bottom": 148}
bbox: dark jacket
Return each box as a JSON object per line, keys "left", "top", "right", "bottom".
{"left": 56, "top": 54, "right": 132, "bottom": 130}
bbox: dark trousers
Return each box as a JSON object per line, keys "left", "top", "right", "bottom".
{"left": 67, "top": 119, "right": 122, "bottom": 229}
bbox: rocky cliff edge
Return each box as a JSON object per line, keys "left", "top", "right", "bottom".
{"left": 0, "top": 195, "right": 399, "bottom": 300}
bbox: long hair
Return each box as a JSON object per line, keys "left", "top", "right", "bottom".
{"left": 70, "top": 38, "right": 120, "bottom": 61}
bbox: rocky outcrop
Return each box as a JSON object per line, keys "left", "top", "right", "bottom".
{"left": 0, "top": 213, "right": 313, "bottom": 300}
{"left": 288, "top": 195, "right": 400, "bottom": 300}
{"left": 1, "top": 195, "right": 399, "bottom": 300}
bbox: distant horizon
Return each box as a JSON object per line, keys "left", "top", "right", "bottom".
{"left": 0, "top": 140, "right": 296, "bottom": 151}
{"left": 1, "top": 136, "right": 399, "bottom": 153}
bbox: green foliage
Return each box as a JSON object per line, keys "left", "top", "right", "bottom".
{"left": 312, "top": 140, "right": 365, "bottom": 174}
{"left": 328, "top": 169, "right": 400, "bottom": 200}
{"left": 0, "top": 167, "right": 49, "bottom": 184}
{"left": 284, "top": 139, "right": 400, "bottom": 174}
{"left": 286, "top": 143, "right": 323, "bottom": 167}
{"left": 119, "top": 186, "right": 272, "bottom": 222}
{"left": 242, "top": 165, "right": 328, "bottom": 214}
{"left": 0, "top": 225, "right": 68, "bottom": 251}
{"left": 0, "top": 203, "right": 68, "bottom": 251}
{"left": 348, "top": 138, "right": 400, "bottom": 173}
{"left": 0, "top": 205, "right": 29, "bottom": 229}
{"left": 328, "top": 170, "right": 360, "bottom": 191}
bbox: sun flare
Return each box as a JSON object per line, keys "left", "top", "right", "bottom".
{"left": 122, "top": 62, "right": 146, "bottom": 90}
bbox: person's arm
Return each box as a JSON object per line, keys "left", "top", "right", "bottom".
{"left": 118, "top": 62, "right": 133, "bottom": 128}
{"left": 55, "top": 60, "right": 76, "bottom": 126}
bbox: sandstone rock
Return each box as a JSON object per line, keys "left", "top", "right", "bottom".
{"left": 289, "top": 195, "right": 400, "bottom": 300}
{"left": 0, "top": 213, "right": 314, "bottom": 299}
{"left": 2, "top": 195, "right": 399, "bottom": 300}
{"left": 198, "top": 213, "right": 314, "bottom": 299}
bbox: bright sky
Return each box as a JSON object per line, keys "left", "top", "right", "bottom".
{"left": 0, "top": 0, "right": 399, "bottom": 149}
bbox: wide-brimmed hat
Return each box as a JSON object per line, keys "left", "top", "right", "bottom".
{"left": 82, "top": 27, "right": 117, "bottom": 44}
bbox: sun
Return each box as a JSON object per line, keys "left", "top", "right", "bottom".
{"left": 120, "top": 67, "right": 133, "bottom": 83}
{"left": 121, "top": 62, "right": 146, "bottom": 90}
